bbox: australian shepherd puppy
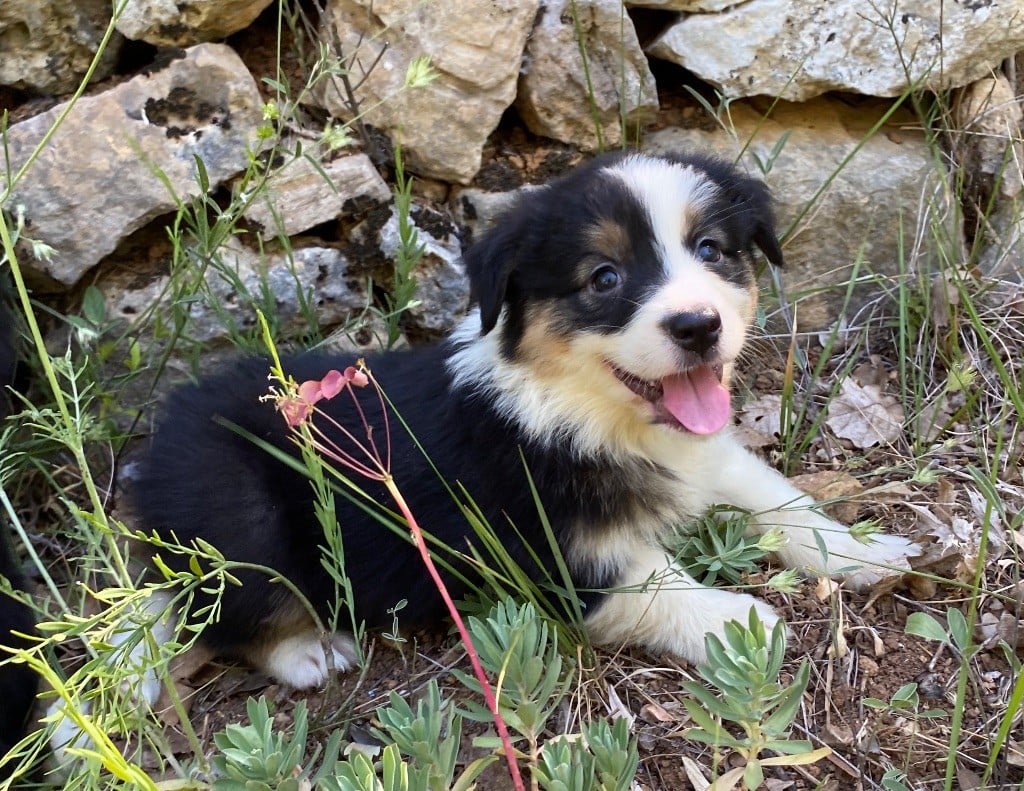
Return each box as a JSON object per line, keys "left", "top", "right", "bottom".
{"left": 126, "top": 150, "right": 915, "bottom": 690}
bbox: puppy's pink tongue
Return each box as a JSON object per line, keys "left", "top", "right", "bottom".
{"left": 662, "top": 367, "right": 731, "bottom": 434}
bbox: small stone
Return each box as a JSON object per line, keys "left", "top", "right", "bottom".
{"left": 244, "top": 153, "right": 391, "bottom": 240}
{"left": 115, "top": 0, "right": 276, "bottom": 46}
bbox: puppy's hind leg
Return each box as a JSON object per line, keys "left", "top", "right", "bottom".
{"left": 49, "top": 588, "right": 178, "bottom": 771}
{"left": 240, "top": 599, "right": 358, "bottom": 690}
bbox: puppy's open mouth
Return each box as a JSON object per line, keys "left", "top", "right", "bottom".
{"left": 610, "top": 363, "right": 730, "bottom": 435}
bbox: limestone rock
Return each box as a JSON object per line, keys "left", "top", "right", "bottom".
{"left": 452, "top": 185, "right": 541, "bottom": 245}
{"left": 954, "top": 76, "right": 1023, "bottom": 198}
{"left": 115, "top": 0, "right": 276, "bottom": 46}
{"left": 0, "top": 0, "right": 121, "bottom": 94}
{"left": 320, "top": 0, "right": 539, "bottom": 184}
{"left": 643, "top": 97, "right": 954, "bottom": 329}
{"left": 99, "top": 239, "right": 367, "bottom": 345}
{"left": 516, "top": 0, "right": 658, "bottom": 150}
{"left": 955, "top": 76, "right": 1024, "bottom": 276}
{"left": 624, "top": 0, "right": 734, "bottom": 9}
{"left": 370, "top": 206, "right": 469, "bottom": 337}
{"left": 649, "top": 0, "right": 1024, "bottom": 101}
{"left": 244, "top": 153, "right": 391, "bottom": 240}
{"left": 4, "top": 44, "right": 263, "bottom": 287}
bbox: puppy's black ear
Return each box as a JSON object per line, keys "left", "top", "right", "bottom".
{"left": 738, "top": 175, "right": 785, "bottom": 268}
{"left": 463, "top": 205, "right": 527, "bottom": 335}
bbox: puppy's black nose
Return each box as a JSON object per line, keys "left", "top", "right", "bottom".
{"left": 663, "top": 310, "right": 721, "bottom": 355}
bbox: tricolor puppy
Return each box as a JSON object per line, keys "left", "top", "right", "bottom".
{"left": 131, "top": 151, "right": 915, "bottom": 687}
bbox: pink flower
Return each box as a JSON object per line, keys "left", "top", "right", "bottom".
{"left": 344, "top": 366, "right": 369, "bottom": 388}
{"left": 274, "top": 366, "right": 371, "bottom": 428}
{"left": 278, "top": 396, "right": 312, "bottom": 428}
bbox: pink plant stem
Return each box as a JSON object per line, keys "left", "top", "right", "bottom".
{"left": 384, "top": 477, "right": 526, "bottom": 791}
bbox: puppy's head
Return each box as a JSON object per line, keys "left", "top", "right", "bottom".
{"left": 460, "top": 151, "right": 783, "bottom": 444}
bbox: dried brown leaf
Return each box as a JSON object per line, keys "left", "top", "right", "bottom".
{"left": 825, "top": 378, "right": 904, "bottom": 448}
{"left": 790, "top": 470, "right": 863, "bottom": 523}
{"left": 681, "top": 756, "right": 710, "bottom": 791}
{"left": 639, "top": 701, "right": 680, "bottom": 724}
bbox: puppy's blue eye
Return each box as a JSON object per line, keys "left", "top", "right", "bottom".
{"left": 696, "top": 239, "right": 723, "bottom": 263}
{"left": 590, "top": 265, "right": 621, "bottom": 293}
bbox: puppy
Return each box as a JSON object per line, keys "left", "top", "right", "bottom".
{"left": 129, "top": 150, "right": 915, "bottom": 689}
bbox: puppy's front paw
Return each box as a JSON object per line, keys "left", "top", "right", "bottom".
{"left": 781, "top": 517, "right": 918, "bottom": 591}
{"left": 676, "top": 587, "right": 781, "bottom": 665}
{"left": 827, "top": 531, "right": 919, "bottom": 590}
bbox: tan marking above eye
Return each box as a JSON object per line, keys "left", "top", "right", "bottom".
{"left": 585, "top": 218, "right": 630, "bottom": 262}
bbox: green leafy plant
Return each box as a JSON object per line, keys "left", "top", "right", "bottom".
{"left": 676, "top": 511, "right": 774, "bottom": 585}
{"left": 454, "top": 599, "right": 572, "bottom": 766}
{"left": 532, "top": 718, "right": 637, "bottom": 791}
{"left": 319, "top": 744, "right": 429, "bottom": 791}
{"left": 381, "top": 145, "right": 425, "bottom": 349}
{"left": 213, "top": 697, "right": 344, "bottom": 791}
{"left": 372, "top": 680, "right": 495, "bottom": 791}
{"left": 683, "top": 608, "right": 829, "bottom": 790}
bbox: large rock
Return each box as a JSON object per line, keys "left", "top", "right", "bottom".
{"left": 244, "top": 153, "right": 391, "bottom": 240}
{"left": 4, "top": 44, "right": 263, "bottom": 287}
{"left": 0, "top": 0, "right": 121, "bottom": 94}
{"left": 649, "top": 0, "right": 1024, "bottom": 101}
{"left": 643, "top": 97, "right": 953, "bottom": 329}
{"left": 320, "top": 0, "right": 539, "bottom": 184}
{"left": 516, "top": 0, "right": 658, "bottom": 150}
{"left": 99, "top": 239, "right": 367, "bottom": 345}
{"left": 115, "top": 0, "right": 276, "bottom": 46}
{"left": 954, "top": 76, "right": 1024, "bottom": 276}
{"left": 354, "top": 204, "right": 469, "bottom": 338}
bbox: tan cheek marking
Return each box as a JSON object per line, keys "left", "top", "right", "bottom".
{"left": 517, "top": 303, "right": 575, "bottom": 374}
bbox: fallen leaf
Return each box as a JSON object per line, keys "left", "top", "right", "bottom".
{"left": 639, "top": 701, "right": 680, "bottom": 724}
{"left": 1007, "top": 740, "right": 1024, "bottom": 768}
{"left": 790, "top": 470, "right": 863, "bottom": 523}
{"left": 822, "top": 722, "right": 854, "bottom": 748}
{"left": 682, "top": 756, "right": 710, "bottom": 791}
{"left": 815, "top": 576, "right": 842, "bottom": 601}
{"left": 956, "top": 765, "right": 983, "bottom": 790}
{"left": 825, "top": 378, "right": 905, "bottom": 448}
{"left": 736, "top": 393, "right": 783, "bottom": 446}
{"left": 605, "top": 682, "right": 635, "bottom": 727}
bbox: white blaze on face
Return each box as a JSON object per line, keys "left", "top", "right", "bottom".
{"left": 602, "top": 155, "right": 755, "bottom": 435}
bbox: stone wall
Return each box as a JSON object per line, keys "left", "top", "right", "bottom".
{"left": 2, "top": 0, "right": 1022, "bottom": 366}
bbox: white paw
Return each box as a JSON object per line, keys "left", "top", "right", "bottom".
{"left": 260, "top": 632, "right": 357, "bottom": 689}
{"left": 47, "top": 698, "right": 92, "bottom": 773}
{"left": 781, "top": 519, "right": 918, "bottom": 591}
{"left": 644, "top": 586, "right": 781, "bottom": 666}
{"left": 688, "top": 588, "right": 781, "bottom": 662}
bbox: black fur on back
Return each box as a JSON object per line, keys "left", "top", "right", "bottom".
{"left": 132, "top": 342, "right": 642, "bottom": 657}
